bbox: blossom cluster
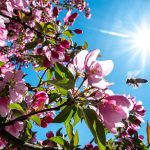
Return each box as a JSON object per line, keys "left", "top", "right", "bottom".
{"left": 0, "top": 0, "right": 147, "bottom": 150}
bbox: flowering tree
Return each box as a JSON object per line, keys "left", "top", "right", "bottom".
{"left": 0, "top": 0, "right": 148, "bottom": 149}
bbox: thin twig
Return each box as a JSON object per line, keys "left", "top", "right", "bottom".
{"left": 37, "top": 68, "right": 48, "bottom": 87}
{"left": 0, "top": 101, "right": 68, "bottom": 127}
{"left": 73, "top": 76, "right": 87, "bottom": 98}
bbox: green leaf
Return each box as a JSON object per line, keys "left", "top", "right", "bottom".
{"left": 48, "top": 78, "right": 74, "bottom": 90}
{"left": 9, "top": 103, "right": 24, "bottom": 111}
{"left": 0, "top": 61, "right": 5, "bottom": 67}
{"left": 44, "top": 39, "right": 57, "bottom": 45}
{"left": 29, "top": 54, "right": 45, "bottom": 65}
{"left": 93, "top": 120, "right": 106, "bottom": 149}
{"left": 30, "top": 115, "right": 41, "bottom": 126}
{"left": 22, "top": 128, "right": 32, "bottom": 142}
{"left": 50, "top": 136, "right": 65, "bottom": 145}
{"left": 25, "top": 39, "right": 38, "bottom": 50}
{"left": 65, "top": 122, "right": 73, "bottom": 142}
{"left": 73, "top": 108, "right": 81, "bottom": 126}
{"left": 65, "top": 108, "right": 75, "bottom": 123}
{"left": 35, "top": 21, "right": 44, "bottom": 32}
{"left": 48, "top": 91, "right": 60, "bottom": 102}
{"left": 55, "top": 85, "right": 68, "bottom": 96}
{"left": 81, "top": 108, "right": 106, "bottom": 150}
{"left": 34, "top": 66, "right": 46, "bottom": 71}
{"left": 63, "top": 30, "right": 74, "bottom": 38}
{"left": 53, "top": 105, "right": 75, "bottom": 123}
{"left": 45, "top": 22, "right": 56, "bottom": 32}
{"left": 47, "top": 68, "right": 52, "bottom": 80}
{"left": 83, "top": 41, "right": 88, "bottom": 49}
{"left": 26, "top": 121, "right": 32, "bottom": 129}
{"left": 73, "top": 130, "right": 79, "bottom": 147}
{"left": 55, "top": 62, "right": 74, "bottom": 80}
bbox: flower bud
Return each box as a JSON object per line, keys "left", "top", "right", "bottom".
{"left": 41, "top": 119, "right": 48, "bottom": 128}
{"left": 45, "top": 115, "right": 53, "bottom": 123}
{"left": 69, "top": 13, "right": 78, "bottom": 21}
{"left": 74, "top": 29, "right": 83, "bottom": 34}
{"left": 46, "top": 131, "right": 54, "bottom": 139}
{"left": 61, "top": 40, "right": 70, "bottom": 49}
{"left": 53, "top": 7, "right": 59, "bottom": 17}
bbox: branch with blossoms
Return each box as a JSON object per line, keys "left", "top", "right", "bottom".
{"left": 0, "top": 0, "right": 148, "bottom": 150}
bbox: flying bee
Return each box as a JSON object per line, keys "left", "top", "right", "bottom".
{"left": 126, "top": 70, "right": 148, "bottom": 87}
{"left": 126, "top": 78, "right": 148, "bottom": 87}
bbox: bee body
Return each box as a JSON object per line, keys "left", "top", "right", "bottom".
{"left": 126, "top": 78, "right": 148, "bottom": 87}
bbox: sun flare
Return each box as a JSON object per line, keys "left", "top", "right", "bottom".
{"left": 128, "top": 23, "right": 150, "bottom": 67}
{"left": 130, "top": 28, "right": 150, "bottom": 52}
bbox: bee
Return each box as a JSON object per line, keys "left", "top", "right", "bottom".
{"left": 126, "top": 78, "right": 148, "bottom": 87}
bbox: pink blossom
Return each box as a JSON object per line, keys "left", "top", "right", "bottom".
{"left": 138, "top": 135, "right": 144, "bottom": 141}
{"left": 44, "top": 46, "right": 65, "bottom": 66}
{"left": 33, "top": 91, "right": 48, "bottom": 110}
{"left": 0, "top": 53, "right": 14, "bottom": 75}
{"left": 64, "top": 11, "right": 78, "bottom": 26}
{"left": 0, "top": 97, "right": 10, "bottom": 117}
{"left": 33, "top": 9, "right": 42, "bottom": 22}
{"left": 61, "top": 40, "right": 70, "bottom": 49}
{"left": 0, "top": 70, "right": 28, "bottom": 103}
{"left": 0, "top": 18, "right": 7, "bottom": 47}
{"left": 73, "top": 49, "right": 114, "bottom": 88}
{"left": 98, "top": 95, "right": 132, "bottom": 133}
{"left": 64, "top": 10, "right": 72, "bottom": 23}
{"left": 9, "top": 0, "right": 29, "bottom": 10}
{"left": 0, "top": 137, "right": 7, "bottom": 149}
{"left": 5, "top": 121, "right": 24, "bottom": 138}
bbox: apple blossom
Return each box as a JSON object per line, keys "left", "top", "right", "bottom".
{"left": 0, "top": 97, "right": 10, "bottom": 117}
{"left": 9, "top": 0, "right": 30, "bottom": 10}
{"left": 5, "top": 121, "right": 24, "bottom": 138}
{"left": 98, "top": 95, "right": 133, "bottom": 133}
{"left": 0, "top": 70, "right": 28, "bottom": 103}
{"left": 0, "top": 17, "right": 7, "bottom": 46}
{"left": 73, "top": 49, "right": 114, "bottom": 88}
{"left": 33, "top": 91, "right": 48, "bottom": 110}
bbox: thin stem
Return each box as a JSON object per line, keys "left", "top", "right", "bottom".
{"left": 74, "top": 87, "right": 93, "bottom": 99}
{"left": 73, "top": 76, "right": 87, "bottom": 98}
{"left": 0, "top": 101, "right": 68, "bottom": 127}
{"left": 37, "top": 68, "right": 48, "bottom": 87}
{"left": 76, "top": 97, "right": 104, "bottom": 105}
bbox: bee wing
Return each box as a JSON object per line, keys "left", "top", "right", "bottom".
{"left": 136, "top": 78, "right": 148, "bottom": 83}
{"left": 127, "top": 70, "right": 141, "bottom": 78}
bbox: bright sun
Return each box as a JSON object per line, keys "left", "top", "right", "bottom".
{"left": 128, "top": 24, "right": 150, "bottom": 67}
{"left": 131, "top": 28, "right": 150, "bottom": 51}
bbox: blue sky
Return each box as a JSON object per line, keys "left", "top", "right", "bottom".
{"left": 29, "top": 0, "right": 150, "bottom": 146}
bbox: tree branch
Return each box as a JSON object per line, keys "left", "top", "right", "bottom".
{"left": 0, "top": 101, "right": 68, "bottom": 127}
{"left": 0, "top": 11, "right": 52, "bottom": 38}
{"left": 0, "top": 127, "right": 58, "bottom": 150}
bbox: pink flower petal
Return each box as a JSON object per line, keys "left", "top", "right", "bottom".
{"left": 73, "top": 50, "right": 88, "bottom": 71}
{"left": 99, "top": 60, "right": 114, "bottom": 76}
